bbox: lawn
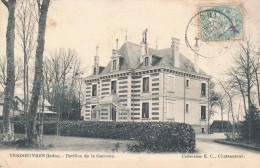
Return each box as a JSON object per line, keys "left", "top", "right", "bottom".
{"left": 0, "top": 134, "right": 138, "bottom": 152}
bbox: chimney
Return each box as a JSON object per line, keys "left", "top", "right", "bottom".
{"left": 140, "top": 29, "right": 148, "bottom": 63}
{"left": 171, "top": 37, "right": 180, "bottom": 68}
{"left": 140, "top": 42, "right": 145, "bottom": 63}
{"left": 93, "top": 46, "right": 99, "bottom": 75}
{"left": 94, "top": 46, "right": 99, "bottom": 66}
{"left": 194, "top": 37, "right": 199, "bottom": 73}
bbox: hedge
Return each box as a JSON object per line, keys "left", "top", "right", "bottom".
{"left": 0, "top": 121, "right": 196, "bottom": 152}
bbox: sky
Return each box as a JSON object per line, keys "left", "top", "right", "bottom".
{"left": 1, "top": 0, "right": 260, "bottom": 121}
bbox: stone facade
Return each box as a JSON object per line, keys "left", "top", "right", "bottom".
{"left": 83, "top": 35, "right": 211, "bottom": 133}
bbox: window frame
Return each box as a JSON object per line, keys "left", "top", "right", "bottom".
{"left": 142, "top": 77, "right": 150, "bottom": 92}
{"left": 92, "top": 84, "right": 97, "bottom": 97}
{"left": 200, "top": 105, "right": 206, "bottom": 120}
{"left": 142, "top": 102, "right": 149, "bottom": 119}
{"left": 144, "top": 57, "right": 149, "bottom": 66}
{"left": 111, "top": 80, "right": 117, "bottom": 94}
{"left": 112, "top": 60, "right": 117, "bottom": 70}
{"left": 91, "top": 105, "right": 97, "bottom": 119}
{"left": 201, "top": 82, "right": 206, "bottom": 96}
{"left": 185, "top": 103, "right": 189, "bottom": 112}
{"left": 186, "top": 79, "right": 190, "bottom": 88}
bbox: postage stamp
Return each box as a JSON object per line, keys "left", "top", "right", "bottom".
{"left": 199, "top": 4, "right": 243, "bottom": 41}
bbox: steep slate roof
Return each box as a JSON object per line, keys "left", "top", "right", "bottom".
{"left": 97, "top": 41, "right": 207, "bottom": 76}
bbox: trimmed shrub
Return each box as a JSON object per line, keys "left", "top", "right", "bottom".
{"left": 0, "top": 120, "right": 196, "bottom": 152}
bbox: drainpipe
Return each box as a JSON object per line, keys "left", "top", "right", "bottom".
{"left": 184, "top": 75, "right": 186, "bottom": 123}
{"left": 208, "top": 79, "right": 210, "bottom": 134}
{"left": 162, "top": 69, "right": 165, "bottom": 121}
{"left": 131, "top": 69, "right": 135, "bottom": 122}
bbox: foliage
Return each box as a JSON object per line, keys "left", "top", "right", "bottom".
{"left": 240, "top": 105, "right": 260, "bottom": 143}
{"left": 209, "top": 81, "right": 221, "bottom": 118}
{"left": 0, "top": 121, "right": 196, "bottom": 152}
{"left": 43, "top": 49, "right": 85, "bottom": 121}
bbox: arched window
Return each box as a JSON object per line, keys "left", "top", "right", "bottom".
{"left": 144, "top": 57, "right": 149, "bottom": 66}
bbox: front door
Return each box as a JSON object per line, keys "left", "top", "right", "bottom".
{"left": 112, "top": 106, "right": 116, "bottom": 121}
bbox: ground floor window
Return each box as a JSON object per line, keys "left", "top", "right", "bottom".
{"left": 91, "top": 105, "right": 96, "bottom": 118}
{"left": 142, "top": 102, "right": 149, "bottom": 118}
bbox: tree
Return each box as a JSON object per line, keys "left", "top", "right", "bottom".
{"left": 216, "top": 93, "right": 228, "bottom": 132}
{"left": 227, "top": 37, "right": 259, "bottom": 142}
{"left": 241, "top": 105, "right": 260, "bottom": 143}
{"left": 16, "top": 0, "right": 37, "bottom": 135}
{"left": 0, "top": 55, "right": 23, "bottom": 88}
{"left": 1, "top": 0, "right": 17, "bottom": 142}
{"left": 27, "top": 0, "right": 50, "bottom": 145}
{"left": 43, "top": 49, "right": 85, "bottom": 121}
{"left": 209, "top": 81, "right": 221, "bottom": 121}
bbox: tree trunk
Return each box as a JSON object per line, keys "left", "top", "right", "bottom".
{"left": 246, "top": 48, "right": 252, "bottom": 143}
{"left": 27, "top": 0, "right": 50, "bottom": 144}
{"left": 1, "top": 0, "right": 16, "bottom": 142}
{"left": 221, "top": 108, "right": 224, "bottom": 132}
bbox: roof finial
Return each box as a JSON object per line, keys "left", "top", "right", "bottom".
{"left": 116, "top": 39, "right": 118, "bottom": 50}
{"left": 96, "top": 46, "right": 99, "bottom": 56}
{"left": 142, "top": 28, "right": 148, "bottom": 54}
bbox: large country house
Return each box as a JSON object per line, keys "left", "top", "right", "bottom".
{"left": 84, "top": 31, "right": 211, "bottom": 133}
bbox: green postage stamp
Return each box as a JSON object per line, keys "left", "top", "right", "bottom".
{"left": 199, "top": 4, "right": 243, "bottom": 41}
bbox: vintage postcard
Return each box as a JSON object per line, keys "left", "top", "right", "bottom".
{"left": 0, "top": 0, "right": 260, "bottom": 167}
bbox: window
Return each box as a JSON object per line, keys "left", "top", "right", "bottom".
{"left": 201, "top": 128, "right": 205, "bottom": 133}
{"left": 201, "top": 83, "right": 206, "bottom": 96}
{"left": 142, "top": 103, "right": 149, "bottom": 118}
{"left": 143, "top": 77, "right": 149, "bottom": 92}
{"left": 93, "top": 67, "right": 96, "bottom": 74}
{"left": 185, "top": 104, "right": 189, "bottom": 112}
{"left": 92, "top": 84, "right": 97, "bottom": 97}
{"left": 201, "top": 106, "right": 206, "bottom": 120}
{"left": 91, "top": 105, "right": 96, "bottom": 118}
{"left": 111, "top": 81, "right": 117, "bottom": 94}
{"left": 186, "top": 79, "right": 190, "bottom": 88}
{"left": 112, "top": 60, "right": 117, "bottom": 70}
{"left": 144, "top": 57, "right": 149, "bottom": 66}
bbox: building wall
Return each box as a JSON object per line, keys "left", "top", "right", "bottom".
{"left": 84, "top": 69, "right": 209, "bottom": 133}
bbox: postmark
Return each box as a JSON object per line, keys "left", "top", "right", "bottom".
{"left": 199, "top": 4, "right": 243, "bottom": 41}
{"left": 185, "top": 4, "right": 244, "bottom": 58}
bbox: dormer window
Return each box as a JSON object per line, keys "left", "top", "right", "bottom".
{"left": 144, "top": 57, "right": 149, "bottom": 66}
{"left": 112, "top": 60, "right": 117, "bottom": 70}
